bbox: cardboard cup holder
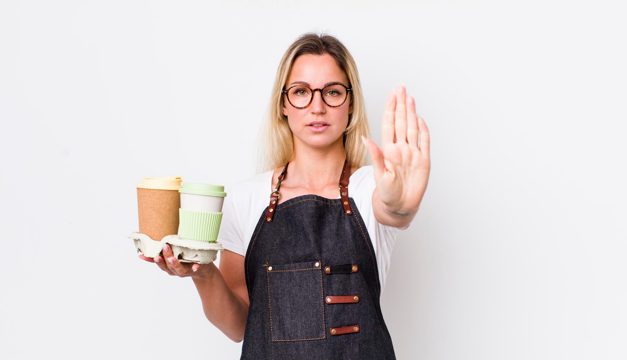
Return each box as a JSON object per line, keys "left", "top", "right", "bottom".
{"left": 130, "top": 232, "right": 223, "bottom": 264}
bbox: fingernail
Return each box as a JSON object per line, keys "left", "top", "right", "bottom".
{"left": 167, "top": 257, "right": 175, "bottom": 265}
{"left": 192, "top": 265, "right": 198, "bottom": 273}
{"left": 154, "top": 256, "right": 161, "bottom": 263}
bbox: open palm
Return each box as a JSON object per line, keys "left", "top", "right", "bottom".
{"left": 364, "top": 86, "right": 431, "bottom": 215}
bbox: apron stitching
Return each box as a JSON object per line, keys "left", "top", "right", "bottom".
{"left": 268, "top": 268, "right": 321, "bottom": 273}
{"left": 265, "top": 269, "right": 274, "bottom": 345}
{"left": 349, "top": 199, "right": 383, "bottom": 296}
{"left": 276, "top": 197, "right": 343, "bottom": 210}
{"left": 244, "top": 215, "right": 269, "bottom": 290}
{"left": 320, "top": 262, "right": 327, "bottom": 341}
{"left": 266, "top": 266, "right": 327, "bottom": 342}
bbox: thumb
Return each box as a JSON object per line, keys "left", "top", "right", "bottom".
{"left": 362, "top": 136, "right": 384, "bottom": 182}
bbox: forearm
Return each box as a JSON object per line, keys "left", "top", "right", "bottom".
{"left": 191, "top": 264, "right": 249, "bottom": 342}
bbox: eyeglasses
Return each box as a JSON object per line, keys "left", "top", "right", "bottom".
{"left": 282, "top": 82, "right": 352, "bottom": 109}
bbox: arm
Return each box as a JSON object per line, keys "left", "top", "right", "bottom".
{"left": 364, "top": 86, "right": 431, "bottom": 229}
{"left": 140, "top": 247, "right": 249, "bottom": 342}
{"left": 192, "top": 249, "right": 249, "bottom": 342}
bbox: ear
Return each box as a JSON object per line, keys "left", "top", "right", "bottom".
{"left": 282, "top": 98, "right": 288, "bottom": 117}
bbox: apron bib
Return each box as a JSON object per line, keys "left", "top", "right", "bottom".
{"left": 241, "top": 160, "right": 396, "bottom": 360}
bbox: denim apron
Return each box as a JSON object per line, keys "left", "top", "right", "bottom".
{"left": 241, "top": 160, "right": 396, "bottom": 360}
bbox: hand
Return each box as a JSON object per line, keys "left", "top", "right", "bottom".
{"left": 363, "top": 85, "right": 431, "bottom": 216}
{"left": 138, "top": 244, "right": 215, "bottom": 278}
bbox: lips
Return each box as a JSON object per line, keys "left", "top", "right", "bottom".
{"left": 307, "top": 121, "right": 330, "bottom": 128}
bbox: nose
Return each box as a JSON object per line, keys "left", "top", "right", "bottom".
{"left": 310, "top": 89, "right": 326, "bottom": 114}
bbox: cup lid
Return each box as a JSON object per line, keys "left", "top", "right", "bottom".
{"left": 138, "top": 177, "right": 182, "bottom": 190}
{"left": 180, "top": 183, "right": 226, "bottom": 197}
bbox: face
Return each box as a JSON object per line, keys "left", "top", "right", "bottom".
{"left": 282, "top": 53, "right": 351, "bottom": 151}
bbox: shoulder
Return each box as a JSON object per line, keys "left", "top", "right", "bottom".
{"left": 219, "top": 170, "right": 273, "bottom": 256}
{"left": 223, "top": 170, "right": 273, "bottom": 225}
{"left": 228, "top": 170, "right": 273, "bottom": 200}
{"left": 347, "top": 165, "right": 375, "bottom": 216}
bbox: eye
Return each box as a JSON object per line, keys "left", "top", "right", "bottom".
{"left": 291, "top": 87, "right": 311, "bottom": 97}
{"left": 324, "top": 85, "right": 345, "bottom": 97}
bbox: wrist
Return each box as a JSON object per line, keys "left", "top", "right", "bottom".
{"left": 374, "top": 188, "right": 409, "bottom": 215}
{"left": 191, "top": 262, "right": 219, "bottom": 281}
{"left": 382, "top": 203, "right": 415, "bottom": 218}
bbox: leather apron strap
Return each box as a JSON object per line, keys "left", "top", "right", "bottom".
{"left": 265, "top": 159, "right": 352, "bottom": 222}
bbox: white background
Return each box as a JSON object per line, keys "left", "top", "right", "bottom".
{"left": 1, "top": 1, "right": 626, "bottom": 359}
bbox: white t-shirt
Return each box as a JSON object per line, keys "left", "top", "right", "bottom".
{"left": 218, "top": 165, "right": 402, "bottom": 291}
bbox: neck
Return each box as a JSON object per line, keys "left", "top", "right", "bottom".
{"left": 287, "top": 140, "right": 346, "bottom": 189}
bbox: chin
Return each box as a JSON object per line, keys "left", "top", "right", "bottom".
{"left": 297, "top": 135, "right": 344, "bottom": 149}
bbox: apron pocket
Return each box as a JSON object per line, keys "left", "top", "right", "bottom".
{"left": 266, "top": 260, "right": 325, "bottom": 342}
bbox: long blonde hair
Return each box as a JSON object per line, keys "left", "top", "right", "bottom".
{"left": 262, "top": 33, "right": 370, "bottom": 171}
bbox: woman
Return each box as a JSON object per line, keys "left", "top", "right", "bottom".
{"left": 140, "top": 33, "right": 430, "bottom": 359}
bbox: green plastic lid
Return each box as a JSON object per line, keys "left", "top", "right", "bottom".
{"left": 179, "top": 183, "right": 226, "bottom": 197}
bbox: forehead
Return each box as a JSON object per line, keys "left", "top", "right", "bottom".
{"left": 287, "top": 53, "right": 348, "bottom": 87}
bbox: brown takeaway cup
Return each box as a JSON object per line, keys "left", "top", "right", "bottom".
{"left": 137, "top": 177, "right": 182, "bottom": 241}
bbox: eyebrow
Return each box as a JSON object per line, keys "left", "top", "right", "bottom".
{"left": 287, "top": 81, "right": 347, "bottom": 88}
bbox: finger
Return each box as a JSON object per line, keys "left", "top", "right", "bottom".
{"left": 192, "top": 263, "right": 200, "bottom": 273}
{"left": 165, "top": 256, "right": 185, "bottom": 275}
{"left": 362, "top": 136, "right": 385, "bottom": 181}
{"left": 417, "top": 115, "right": 431, "bottom": 155}
{"left": 162, "top": 244, "right": 173, "bottom": 258}
{"left": 138, "top": 254, "right": 155, "bottom": 263}
{"left": 394, "top": 86, "right": 407, "bottom": 143}
{"left": 406, "top": 96, "right": 419, "bottom": 146}
{"left": 162, "top": 244, "right": 188, "bottom": 276}
{"left": 381, "top": 92, "right": 396, "bottom": 146}
{"left": 154, "top": 255, "right": 175, "bottom": 275}
{"left": 165, "top": 253, "right": 194, "bottom": 277}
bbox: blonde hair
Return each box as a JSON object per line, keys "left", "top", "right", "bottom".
{"left": 261, "top": 33, "right": 370, "bottom": 171}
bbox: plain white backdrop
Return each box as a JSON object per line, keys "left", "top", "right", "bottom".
{"left": 1, "top": 1, "right": 626, "bottom": 359}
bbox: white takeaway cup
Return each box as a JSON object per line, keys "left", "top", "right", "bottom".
{"left": 179, "top": 183, "right": 226, "bottom": 212}
{"left": 177, "top": 183, "right": 227, "bottom": 242}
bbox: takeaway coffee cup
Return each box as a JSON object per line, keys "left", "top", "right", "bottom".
{"left": 137, "top": 177, "right": 182, "bottom": 241}
{"left": 178, "top": 183, "right": 226, "bottom": 242}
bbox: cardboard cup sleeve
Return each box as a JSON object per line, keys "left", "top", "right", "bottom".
{"left": 137, "top": 188, "right": 180, "bottom": 241}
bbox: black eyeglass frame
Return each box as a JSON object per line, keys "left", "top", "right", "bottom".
{"left": 282, "top": 82, "right": 352, "bottom": 109}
